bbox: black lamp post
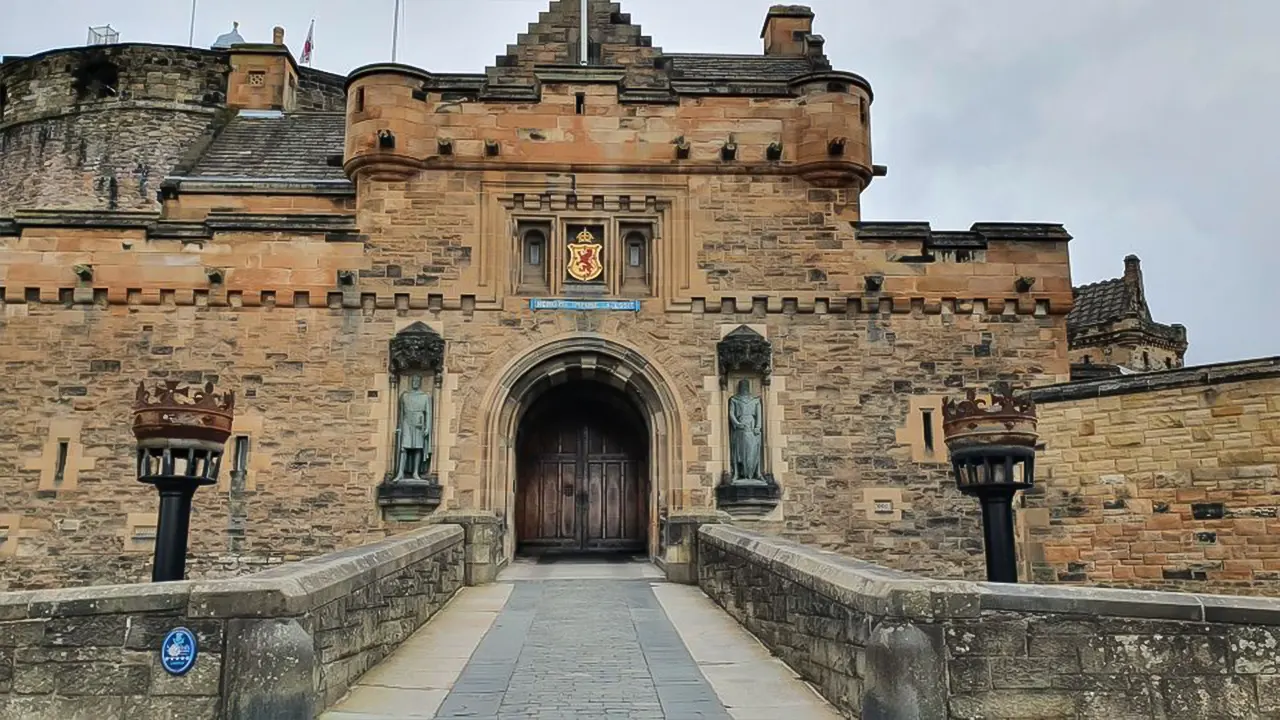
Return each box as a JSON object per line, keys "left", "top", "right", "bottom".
{"left": 942, "top": 388, "right": 1038, "bottom": 583}
{"left": 133, "top": 380, "right": 235, "bottom": 582}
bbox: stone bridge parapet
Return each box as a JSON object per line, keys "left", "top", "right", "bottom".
{"left": 0, "top": 523, "right": 465, "bottom": 719}
{"left": 699, "top": 524, "right": 1280, "bottom": 719}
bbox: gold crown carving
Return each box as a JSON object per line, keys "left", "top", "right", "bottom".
{"left": 133, "top": 380, "right": 236, "bottom": 444}
{"left": 942, "top": 388, "right": 1037, "bottom": 447}
{"left": 575, "top": 228, "right": 597, "bottom": 244}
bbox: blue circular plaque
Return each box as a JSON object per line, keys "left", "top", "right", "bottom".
{"left": 160, "top": 627, "right": 198, "bottom": 676}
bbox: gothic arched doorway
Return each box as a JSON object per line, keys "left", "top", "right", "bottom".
{"left": 515, "top": 381, "right": 649, "bottom": 555}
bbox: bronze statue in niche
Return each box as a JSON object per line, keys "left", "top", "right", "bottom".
{"left": 728, "top": 378, "right": 765, "bottom": 483}
{"left": 393, "top": 375, "right": 433, "bottom": 482}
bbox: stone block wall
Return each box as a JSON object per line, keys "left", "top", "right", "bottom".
{"left": 0, "top": 45, "right": 229, "bottom": 214}
{"left": 0, "top": 523, "right": 464, "bottom": 719}
{"left": 296, "top": 67, "right": 347, "bottom": 112}
{"left": 699, "top": 524, "right": 1280, "bottom": 719}
{"left": 1027, "top": 358, "right": 1280, "bottom": 595}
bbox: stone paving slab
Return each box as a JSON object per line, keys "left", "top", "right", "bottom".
{"left": 321, "top": 583, "right": 513, "bottom": 719}
{"left": 434, "top": 579, "right": 731, "bottom": 720}
{"left": 650, "top": 583, "right": 843, "bottom": 720}
{"left": 323, "top": 561, "right": 841, "bottom": 720}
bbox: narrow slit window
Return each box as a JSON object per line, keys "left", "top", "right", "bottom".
{"left": 921, "top": 409, "right": 935, "bottom": 453}
{"left": 233, "top": 436, "right": 250, "bottom": 473}
{"left": 53, "top": 440, "right": 70, "bottom": 485}
{"left": 575, "top": 93, "right": 586, "bottom": 115}
{"left": 355, "top": 87, "right": 365, "bottom": 113}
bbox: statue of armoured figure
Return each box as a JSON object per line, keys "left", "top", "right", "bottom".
{"left": 728, "top": 378, "right": 764, "bottom": 483}
{"left": 393, "top": 375, "right": 432, "bottom": 481}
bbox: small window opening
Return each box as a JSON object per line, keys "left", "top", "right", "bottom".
{"left": 1165, "top": 358, "right": 1173, "bottom": 369}
{"left": 232, "top": 436, "right": 250, "bottom": 473}
{"left": 621, "top": 228, "right": 650, "bottom": 295}
{"left": 355, "top": 87, "right": 365, "bottom": 113}
{"left": 1083, "top": 355, "right": 1092, "bottom": 365}
{"left": 0, "top": 85, "right": 7, "bottom": 120}
{"left": 518, "top": 224, "right": 550, "bottom": 293}
{"left": 575, "top": 93, "right": 586, "bottom": 115}
{"left": 527, "top": 237, "right": 543, "bottom": 266}
{"left": 1143, "top": 352, "right": 1151, "bottom": 370}
{"left": 53, "top": 440, "right": 70, "bottom": 485}
{"left": 859, "top": 97, "right": 868, "bottom": 125}
{"left": 921, "top": 410, "right": 935, "bottom": 453}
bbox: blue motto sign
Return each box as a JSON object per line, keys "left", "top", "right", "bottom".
{"left": 160, "top": 627, "right": 198, "bottom": 676}
{"left": 529, "top": 298, "right": 642, "bottom": 312}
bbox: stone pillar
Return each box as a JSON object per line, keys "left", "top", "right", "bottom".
{"left": 660, "top": 509, "right": 729, "bottom": 584}
{"left": 433, "top": 510, "right": 504, "bottom": 585}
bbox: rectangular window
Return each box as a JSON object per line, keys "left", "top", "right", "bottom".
{"left": 355, "top": 87, "right": 365, "bottom": 113}
{"left": 233, "top": 436, "right": 250, "bottom": 473}
{"left": 53, "top": 440, "right": 69, "bottom": 485}
{"left": 629, "top": 242, "right": 642, "bottom": 267}
{"left": 575, "top": 93, "right": 586, "bottom": 115}
{"left": 921, "top": 409, "right": 935, "bottom": 453}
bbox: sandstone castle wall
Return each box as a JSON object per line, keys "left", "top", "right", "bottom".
{"left": 1028, "top": 358, "right": 1280, "bottom": 594}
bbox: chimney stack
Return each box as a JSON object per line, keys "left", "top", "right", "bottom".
{"left": 761, "top": 5, "right": 815, "bottom": 57}
{"left": 272, "top": 26, "right": 285, "bottom": 45}
{"left": 1123, "top": 254, "right": 1145, "bottom": 306}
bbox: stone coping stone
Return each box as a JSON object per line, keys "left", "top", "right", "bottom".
{"left": 1027, "top": 355, "right": 1280, "bottom": 403}
{"left": 0, "top": 580, "right": 194, "bottom": 620}
{"left": 0, "top": 524, "right": 463, "bottom": 621}
{"left": 700, "top": 525, "right": 1280, "bottom": 625}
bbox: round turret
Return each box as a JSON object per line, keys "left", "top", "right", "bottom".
{"left": 0, "top": 44, "right": 229, "bottom": 213}
{"left": 790, "top": 73, "right": 874, "bottom": 188}
{"left": 344, "top": 64, "right": 436, "bottom": 182}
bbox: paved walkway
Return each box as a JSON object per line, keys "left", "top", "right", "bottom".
{"left": 322, "top": 558, "right": 841, "bottom": 720}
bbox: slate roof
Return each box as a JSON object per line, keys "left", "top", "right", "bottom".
{"left": 186, "top": 112, "right": 347, "bottom": 182}
{"left": 663, "top": 54, "right": 819, "bottom": 81}
{"left": 1068, "top": 269, "right": 1186, "bottom": 349}
{"left": 1068, "top": 278, "right": 1136, "bottom": 330}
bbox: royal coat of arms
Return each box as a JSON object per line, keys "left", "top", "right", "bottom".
{"left": 566, "top": 228, "right": 604, "bottom": 283}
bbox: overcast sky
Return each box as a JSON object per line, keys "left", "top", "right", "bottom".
{"left": 3, "top": 0, "right": 1277, "bottom": 365}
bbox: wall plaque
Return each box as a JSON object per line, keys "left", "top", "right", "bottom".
{"left": 160, "top": 627, "right": 198, "bottom": 676}
{"left": 530, "top": 299, "right": 641, "bottom": 312}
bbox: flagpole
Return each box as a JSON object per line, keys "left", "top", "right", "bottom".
{"left": 188, "top": 0, "right": 197, "bottom": 46}
{"left": 580, "top": 0, "right": 588, "bottom": 65}
{"left": 391, "top": 0, "right": 401, "bottom": 62}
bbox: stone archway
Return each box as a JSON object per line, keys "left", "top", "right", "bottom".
{"left": 476, "top": 334, "right": 686, "bottom": 562}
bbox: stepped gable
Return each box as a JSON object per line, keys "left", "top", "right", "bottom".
{"left": 485, "top": 0, "right": 666, "bottom": 92}
{"left": 481, "top": 0, "right": 836, "bottom": 100}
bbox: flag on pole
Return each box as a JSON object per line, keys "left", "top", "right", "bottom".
{"left": 300, "top": 20, "right": 315, "bottom": 65}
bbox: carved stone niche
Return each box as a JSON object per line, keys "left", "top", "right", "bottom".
{"left": 377, "top": 322, "right": 445, "bottom": 521}
{"left": 715, "top": 326, "right": 781, "bottom": 516}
